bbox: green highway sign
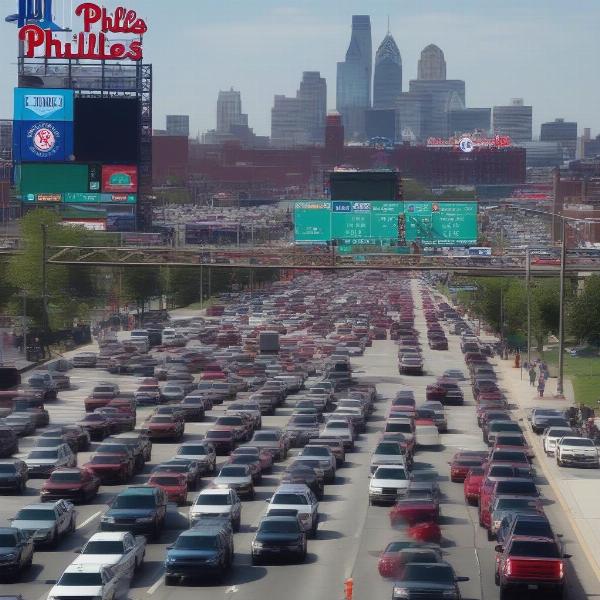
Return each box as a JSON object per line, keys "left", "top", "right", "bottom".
{"left": 294, "top": 200, "right": 478, "bottom": 246}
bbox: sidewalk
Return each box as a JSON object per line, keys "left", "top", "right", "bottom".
{"left": 496, "top": 357, "right": 600, "bottom": 582}
{"left": 0, "top": 344, "right": 36, "bottom": 372}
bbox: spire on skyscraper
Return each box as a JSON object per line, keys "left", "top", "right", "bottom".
{"left": 373, "top": 30, "right": 402, "bottom": 109}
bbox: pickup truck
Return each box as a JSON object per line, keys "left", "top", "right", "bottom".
{"left": 73, "top": 531, "right": 146, "bottom": 578}
{"left": 495, "top": 535, "right": 570, "bottom": 599}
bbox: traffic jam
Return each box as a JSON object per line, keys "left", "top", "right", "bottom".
{"left": 0, "top": 271, "right": 586, "bottom": 599}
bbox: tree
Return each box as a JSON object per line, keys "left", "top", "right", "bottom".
{"left": 122, "top": 266, "right": 163, "bottom": 319}
{"left": 569, "top": 275, "right": 600, "bottom": 344}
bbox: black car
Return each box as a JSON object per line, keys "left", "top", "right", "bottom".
{"left": 496, "top": 513, "right": 556, "bottom": 546}
{"left": 281, "top": 464, "right": 324, "bottom": 499}
{"left": 392, "top": 562, "right": 469, "bottom": 600}
{"left": 0, "top": 459, "right": 28, "bottom": 493}
{"left": 164, "top": 524, "right": 233, "bottom": 584}
{"left": 0, "top": 528, "right": 34, "bottom": 581}
{"left": 0, "top": 428, "right": 18, "bottom": 458}
{"left": 251, "top": 515, "right": 306, "bottom": 564}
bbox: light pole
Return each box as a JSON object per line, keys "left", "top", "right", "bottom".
{"left": 557, "top": 218, "right": 567, "bottom": 397}
{"left": 526, "top": 247, "right": 531, "bottom": 365}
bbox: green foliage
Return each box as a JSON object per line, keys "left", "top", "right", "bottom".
{"left": 122, "top": 266, "right": 163, "bottom": 316}
{"left": 569, "top": 275, "right": 600, "bottom": 344}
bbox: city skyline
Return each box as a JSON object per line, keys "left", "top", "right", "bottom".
{"left": 0, "top": 0, "right": 598, "bottom": 138}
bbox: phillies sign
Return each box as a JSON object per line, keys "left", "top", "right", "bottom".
{"left": 18, "top": 2, "right": 147, "bottom": 61}
{"left": 427, "top": 134, "right": 512, "bottom": 152}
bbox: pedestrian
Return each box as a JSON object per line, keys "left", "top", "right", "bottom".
{"left": 529, "top": 366, "right": 537, "bottom": 387}
{"left": 538, "top": 374, "right": 546, "bottom": 398}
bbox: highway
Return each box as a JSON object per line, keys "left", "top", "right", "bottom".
{"left": 1, "top": 278, "right": 600, "bottom": 599}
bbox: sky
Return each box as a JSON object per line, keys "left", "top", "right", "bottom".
{"left": 1, "top": 0, "right": 599, "bottom": 139}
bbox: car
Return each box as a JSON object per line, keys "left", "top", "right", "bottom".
{"left": 370, "top": 441, "right": 407, "bottom": 473}
{"left": 226, "top": 453, "right": 262, "bottom": 483}
{"left": 267, "top": 484, "right": 319, "bottom": 538}
{"left": 496, "top": 513, "right": 556, "bottom": 547}
{"left": 10, "top": 500, "right": 76, "bottom": 547}
{"left": 281, "top": 463, "right": 324, "bottom": 499}
{"left": 0, "top": 459, "right": 28, "bottom": 493}
{"left": 24, "top": 443, "right": 77, "bottom": 478}
{"left": 2, "top": 414, "right": 35, "bottom": 437}
{"left": 399, "top": 355, "right": 424, "bottom": 375}
{"left": 389, "top": 490, "right": 441, "bottom": 528}
{"left": 0, "top": 527, "right": 34, "bottom": 581}
{"left": 463, "top": 467, "right": 485, "bottom": 505}
{"left": 529, "top": 408, "right": 565, "bottom": 434}
{"left": 77, "top": 413, "right": 112, "bottom": 441}
{"left": 415, "top": 422, "right": 440, "bottom": 447}
{"left": 249, "top": 429, "right": 288, "bottom": 460}
{"left": 493, "top": 434, "right": 533, "bottom": 458}
{"left": 110, "top": 433, "right": 152, "bottom": 468}
{"left": 73, "top": 531, "right": 146, "bottom": 577}
{"left": 233, "top": 445, "right": 274, "bottom": 471}
{"left": 205, "top": 428, "right": 236, "bottom": 454}
{"left": 164, "top": 524, "right": 233, "bottom": 584}
{"left": 94, "top": 407, "right": 135, "bottom": 432}
{"left": 83, "top": 453, "right": 133, "bottom": 484}
{"left": 391, "top": 562, "right": 469, "bottom": 600}
{"left": 213, "top": 414, "right": 252, "bottom": 443}
{"left": 443, "top": 369, "right": 465, "bottom": 380}
{"left": 142, "top": 415, "right": 184, "bottom": 442}
{"left": 189, "top": 488, "right": 242, "bottom": 531}
{"left": 0, "top": 427, "right": 19, "bottom": 457}
{"left": 377, "top": 542, "right": 442, "bottom": 578}
{"left": 100, "top": 486, "right": 168, "bottom": 538}
{"left": 486, "top": 420, "right": 523, "bottom": 446}
{"left": 488, "top": 495, "right": 544, "bottom": 540}
{"left": 321, "top": 419, "right": 355, "bottom": 449}
{"left": 174, "top": 440, "right": 216, "bottom": 474}
{"left": 449, "top": 452, "right": 488, "bottom": 482}
{"left": 299, "top": 445, "right": 336, "bottom": 481}
{"left": 480, "top": 478, "right": 540, "bottom": 530}
{"left": 311, "top": 436, "right": 346, "bottom": 466}
{"left": 161, "top": 384, "right": 187, "bottom": 403}
{"left": 134, "top": 384, "right": 162, "bottom": 406}
{"left": 41, "top": 467, "right": 101, "bottom": 503}
{"left": 285, "top": 414, "right": 321, "bottom": 446}
{"left": 543, "top": 427, "right": 576, "bottom": 456}
{"left": 153, "top": 459, "right": 201, "bottom": 491}
{"left": 46, "top": 564, "right": 119, "bottom": 600}
{"left": 368, "top": 464, "right": 410, "bottom": 505}
{"left": 556, "top": 436, "right": 599, "bottom": 468}
{"left": 212, "top": 464, "right": 255, "bottom": 499}
{"left": 179, "top": 396, "right": 207, "bottom": 421}
{"left": 251, "top": 515, "right": 307, "bottom": 564}
{"left": 71, "top": 352, "right": 97, "bottom": 368}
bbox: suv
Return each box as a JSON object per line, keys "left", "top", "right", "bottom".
{"left": 189, "top": 488, "right": 242, "bottom": 531}
{"left": 174, "top": 441, "right": 217, "bottom": 474}
{"left": 0, "top": 426, "right": 18, "bottom": 457}
{"left": 267, "top": 484, "right": 319, "bottom": 538}
{"left": 556, "top": 436, "right": 599, "bottom": 468}
{"left": 0, "top": 459, "right": 28, "bottom": 493}
{"left": 100, "top": 486, "right": 168, "bottom": 538}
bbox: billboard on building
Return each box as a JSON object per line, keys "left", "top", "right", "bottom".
{"left": 102, "top": 165, "right": 138, "bottom": 193}
{"left": 14, "top": 89, "right": 74, "bottom": 122}
{"left": 15, "top": 121, "right": 73, "bottom": 162}
{"left": 18, "top": 163, "right": 89, "bottom": 195}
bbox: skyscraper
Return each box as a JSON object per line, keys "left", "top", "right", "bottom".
{"left": 493, "top": 98, "right": 533, "bottom": 142}
{"left": 336, "top": 15, "right": 372, "bottom": 141}
{"left": 540, "top": 118, "right": 577, "bottom": 160}
{"left": 271, "top": 95, "right": 306, "bottom": 147}
{"left": 373, "top": 30, "right": 402, "bottom": 109}
{"left": 217, "top": 88, "right": 248, "bottom": 133}
{"left": 166, "top": 115, "right": 190, "bottom": 137}
{"left": 297, "top": 71, "right": 327, "bottom": 144}
{"left": 418, "top": 44, "right": 447, "bottom": 80}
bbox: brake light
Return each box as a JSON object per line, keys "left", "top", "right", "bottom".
{"left": 504, "top": 558, "right": 512, "bottom": 576}
{"left": 559, "top": 561, "right": 564, "bottom": 579}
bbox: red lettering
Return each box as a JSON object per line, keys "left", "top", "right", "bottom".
{"left": 75, "top": 2, "right": 102, "bottom": 33}
{"left": 125, "top": 40, "right": 143, "bottom": 61}
{"left": 109, "top": 43, "right": 126, "bottom": 58}
{"left": 18, "top": 25, "right": 45, "bottom": 57}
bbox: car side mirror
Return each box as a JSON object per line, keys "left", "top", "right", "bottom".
{"left": 563, "top": 553, "right": 572, "bottom": 559}
{"left": 494, "top": 545, "right": 503, "bottom": 553}
{"left": 74, "top": 548, "right": 82, "bottom": 553}
{"left": 166, "top": 544, "right": 174, "bottom": 550}
{"left": 456, "top": 576, "right": 470, "bottom": 583}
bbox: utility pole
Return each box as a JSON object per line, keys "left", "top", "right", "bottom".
{"left": 208, "top": 266, "right": 212, "bottom": 301}
{"left": 41, "top": 224, "right": 49, "bottom": 334}
{"left": 199, "top": 265, "right": 204, "bottom": 310}
{"left": 526, "top": 247, "right": 531, "bottom": 364}
{"left": 557, "top": 218, "right": 567, "bottom": 397}
{"left": 21, "top": 292, "right": 27, "bottom": 357}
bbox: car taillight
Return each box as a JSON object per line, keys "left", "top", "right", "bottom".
{"left": 559, "top": 561, "right": 564, "bottom": 579}
{"left": 504, "top": 558, "right": 512, "bottom": 576}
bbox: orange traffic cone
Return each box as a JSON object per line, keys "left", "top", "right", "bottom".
{"left": 344, "top": 578, "right": 354, "bottom": 600}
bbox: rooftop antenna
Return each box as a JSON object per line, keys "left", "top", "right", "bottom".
{"left": 387, "top": 15, "right": 390, "bottom": 35}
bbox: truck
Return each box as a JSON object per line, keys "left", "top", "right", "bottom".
{"left": 495, "top": 535, "right": 569, "bottom": 599}
{"left": 259, "top": 331, "right": 280, "bottom": 355}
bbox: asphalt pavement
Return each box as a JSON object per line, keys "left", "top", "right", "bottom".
{"left": 1, "top": 278, "right": 599, "bottom": 600}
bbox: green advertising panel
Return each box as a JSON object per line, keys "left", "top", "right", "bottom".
{"left": 18, "top": 164, "right": 89, "bottom": 195}
{"left": 294, "top": 200, "right": 478, "bottom": 246}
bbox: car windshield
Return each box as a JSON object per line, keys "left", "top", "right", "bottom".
{"left": 513, "top": 520, "right": 553, "bottom": 537}
{"left": 16, "top": 508, "right": 56, "bottom": 520}
{"left": 84, "top": 541, "right": 125, "bottom": 554}
{"left": 375, "top": 443, "right": 401, "bottom": 455}
{"left": 467, "top": 468, "right": 484, "bottom": 476}
{"left": 496, "top": 436, "right": 525, "bottom": 445}
{"left": 259, "top": 520, "right": 300, "bottom": 533}
{"left": 272, "top": 493, "right": 308, "bottom": 505}
{"left": 303, "top": 447, "right": 328, "bottom": 456}
{"left": 219, "top": 466, "right": 247, "bottom": 477}
{"left": 112, "top": 495, "right": 156, "bottom": 509}
{"left": 216, "top": 417, "right": 242, "bottom": 425}
{"left": 36, "top": 438, "right": 62, "bottom": 447}
{"left": 563, "top": 438, "right": 594, "bottom": 447}
{"left": 175, "top": 534, "right": 217, "bottom": 550}
{"left": 49, "top": 471, "right": 81, "bottom": 482}
{"left": 196, "top": 494, "right": 230, "bottom": 506}
{"left": 151, "top": 476, "right": 181, "bottom": 485}
{"left": 386, "top": 423, "right": 411, "bottom": 433}
{"left": 207, "top": 431, "right": 231, "bottom": 439}
{"left": 150, "top": 417, "right": 173, "bottom": 424}
{"left": 490, "top": 422, "right": 521, "bottom": 432}
{"left": 179, "top": 446, "right": 206, "bottom": 455}
{"left": 0, "top": 533, "right": 17, "bottom": 546}
{"left": 231, "top": 455, "right": 254, "bottom": 464}
{"left": 495, "top": 498, "right": 538, "bottom": 510}
{"left": 547, "top": 428, "right": 572, "bottom": 437}
{"left": 400, "top": 564, "right": 454, "bottom": 584}
{"left": 457, "top": 460, "right": 482, "bottom": 467}
{"left": 497, "top": 481, "right": 537, "bottom": 495}
{"left": 291, "top": 416, "right": 317, "bottom": 424}
{"left": 91, "top": 455, "right": 121, "bottom": 465}
{"left": 254, "top": 432, "right": 279, "bottom": 440}
{"left": 326, "top": 422, "right": 348, "bottom": 429}
{"left": 510, "top": 541, "right": 560, "bottom": 558}
{"left": 0, "top": 464, "right": 16, "bottom": 473}
{"left": 492, "top": 451, "right": 528, "bottom": 462}
{"left": 28, "top": 450, "right": 58, "bottom": 459}
{"left": 375, "top": 468, "right": 407, "bottom": 480}
{"left": 59, "top": 573, "right": 104, "bottom": 586}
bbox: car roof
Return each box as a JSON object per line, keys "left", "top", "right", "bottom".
{"left": 199, "top": 487, "right": 231, "bottom": 495}
{"left": 274, "top": 484, "right": 311, "bottom": 493}
{"left": 120, "top": 486, "right": 157, "bottom": 495}
{"left": 88, "top": 532, "right": 129, "bottom": 541}
{"left": 63, "top": 563, "right": 107, "bottom": 573}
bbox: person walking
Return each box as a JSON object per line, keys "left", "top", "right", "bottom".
{"left": 529, "top": 366, "right": 537, "bottom": 387}
{"left": 538, "top": 373, "right": 546, "bottom": 398}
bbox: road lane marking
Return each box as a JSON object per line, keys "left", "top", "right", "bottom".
{"left": 147, "top": 575, "right": 163, "bottom": 595}
{"left": 226, "top": 586, "right": 239, "bottom": 593}
{"left": 77, "top": 510, "right": 101, "bottom": 529}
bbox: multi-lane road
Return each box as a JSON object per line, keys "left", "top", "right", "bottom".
{"left": 2, "top": 279, "right": 600, "bottom": 600}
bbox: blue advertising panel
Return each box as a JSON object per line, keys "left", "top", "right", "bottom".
{"left": 13, "top": 88, "right": 74, "bottom": 122}
{"left": 16, "top": 121, "right": 74, "bottom": 162}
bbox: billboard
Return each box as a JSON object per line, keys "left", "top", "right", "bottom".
{"left": 14, "top": 89, "right": 74, "bottom": 122}
{"left": 294, "top": 200, "right": 478, "bottom": 247}
{"left": 19, "top": 163, "right": 89, "bottom": 195}
{"left": 15, "top": 121, "right": 73, "bottom": 162}
{"left": 102, "top": 166, "right": 138, "bottom": 193}
{"left": 63, "top": 219, "right": 107, "bottom": 231}
{"left": 64, "top": 193, "right": 137, "bottom": 204}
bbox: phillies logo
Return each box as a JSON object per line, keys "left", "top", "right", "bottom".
{"left": 26, "top": 121, "right": 61, "bottom": 158}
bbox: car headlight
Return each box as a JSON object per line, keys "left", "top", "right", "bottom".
{"left": 136, "top": 516, "right": 154, "bottom": 523}
{"left": 393, "top": 587, "right": 410, "bottom": 599}
{"left": 493, "top": 520, "right": 501, "bottom": 530}
{"left": 370, "top": 486, "right": 383, "bottom": 493}
{"left": 102, "top": 516, "right": 116, "bottom": 523}
{"left": 252, "top": 542, "right": 263, "bottom": 549}
{"left": 2, "top": 553, "right": 17, "bottom": 560}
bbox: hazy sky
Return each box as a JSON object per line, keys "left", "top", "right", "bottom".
{"left": 1, "top": 0, "right": 599, "bottom": 138}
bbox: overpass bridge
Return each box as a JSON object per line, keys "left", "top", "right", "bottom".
{"left": 44, "top": 245, "right": 600, "bottom": 277}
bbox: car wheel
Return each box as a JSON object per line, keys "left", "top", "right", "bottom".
{"left": 233, "top": 515, "right": 241, "bottom": 533}
{"left": 251, "top": 554, "right": 260, "bottom": 566}
{"left": 494, "top": 570, "right": 499, "bottom": 586}
{"left": 248, "top": 487, "right": 255, "bottom": 500}
{"left": 164, "top": 574, "right": 177, "bottom": 586}
{"left": 557, "top": 456, "right": 563, "bottom": 467}
{"left": 48, "top": 528, "right": 58, "bottom": 548}
{"left": 487, "top": 529, "right": 494, "bottom": 541}
{"left": 25, "top": 553, "right": 33, "bottom": 569}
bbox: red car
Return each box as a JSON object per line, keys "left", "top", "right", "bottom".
{"left": 201, "top": 370, "right": 226, "bottom": 380}
{"left": 464, "top": 467, "right": 485, "bottom": 505}
{"left": 94, "top": 407, "right": 135, "bottom": 432}
{"left": 40, "top": 467, "right": 101, "bottom": 503}
{"left": 480, "top": 477, "right": 539, "bottom": 529}
{"left": 77, "top": 413, "right": 112, "bottom": 440}
{"left": 492, "top": 435, "right": 534, "bottom": 459}
{"left": 83, "top": 453, "right": 132, "bottom": 484}
{"left": 213, "top": 415, "right": 252, "bottom": 443}
{"left": 408, "top": 519, "right": 442, "bottom": 544}
{"left": 148, "top": 471, "right": 188, "bottom": 505}
{"left": 205, "top": 428, "right": 235, "bottom": 454}
{"left": 143, "top": 415, "right": 184, "bottom": 441}
{"left": 232, "top": 446, "right": 273, "bottom": 472}
{"left": 449, "top": 451, "right": 488, "bottom": 483}
{"left": 377, "top": 543, "right": 442, "bottom": 578}
{"left": 389, "top": 493, "right": 440, "bottom": 528}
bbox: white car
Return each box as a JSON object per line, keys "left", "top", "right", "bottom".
{"left": 415, "top": 423, "right": 441, "bottom": 448}
{"left": 212, "top": 465, "right": 255, "bottom": 499}
{"left": 47, "top": 564, "right": 120, "bottom": 600}
{"left": 370, "top": 441, "right": 407, "bottom": 474}
{"left": 322, "top": 419, "right": 354, "bottom": 449}
{"left": 369, "top": 464, "right": 410, "bottom": 505}
{"left": 24, "top": 444, "right": 77, "bottom": 478}
{"left": 73, "top": 532, "right": 146, "bottom": 578}
{"left": 267, "top": 484, "right": 319, "bottom": 537}
{"left": 542, "top": 427, "right": 575, "bottom": 456}
{"left": 161, "top": 329, "right": 177, "bottom": 345}
{"left": 556, "top": 436, "right": 599, "bottom": 468}
{"left": 189, "top": 487, "right": 241, "bottom": 531}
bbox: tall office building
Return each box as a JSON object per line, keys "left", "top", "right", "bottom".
{"left": 217, "top": 88, "right": 248, "bottom": 133}
{"left": 336, "top": 15, "right": 372, "bottom": 140}
{"left": 493, "top": 98, "right": 533, "bottom": 142}
{"left": 418, "top": 44, "right": 446, "bottom": 80}
{"left": 448, "top": 108, "right": 491, "bottom": 135}
{"left": 540, "top": 118, "right": 577, "bottom": 160}
{"left": 297, "top": 71, "right": 327, "bottom": 144}
{"left": 166, "top": 115, "right": 190, "bottom": 137}
{"left": 271, "top": 95, "right": 306, "bottom": 147}
{"left": 373, "top": 31, "right": 402, "bottom": 109}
